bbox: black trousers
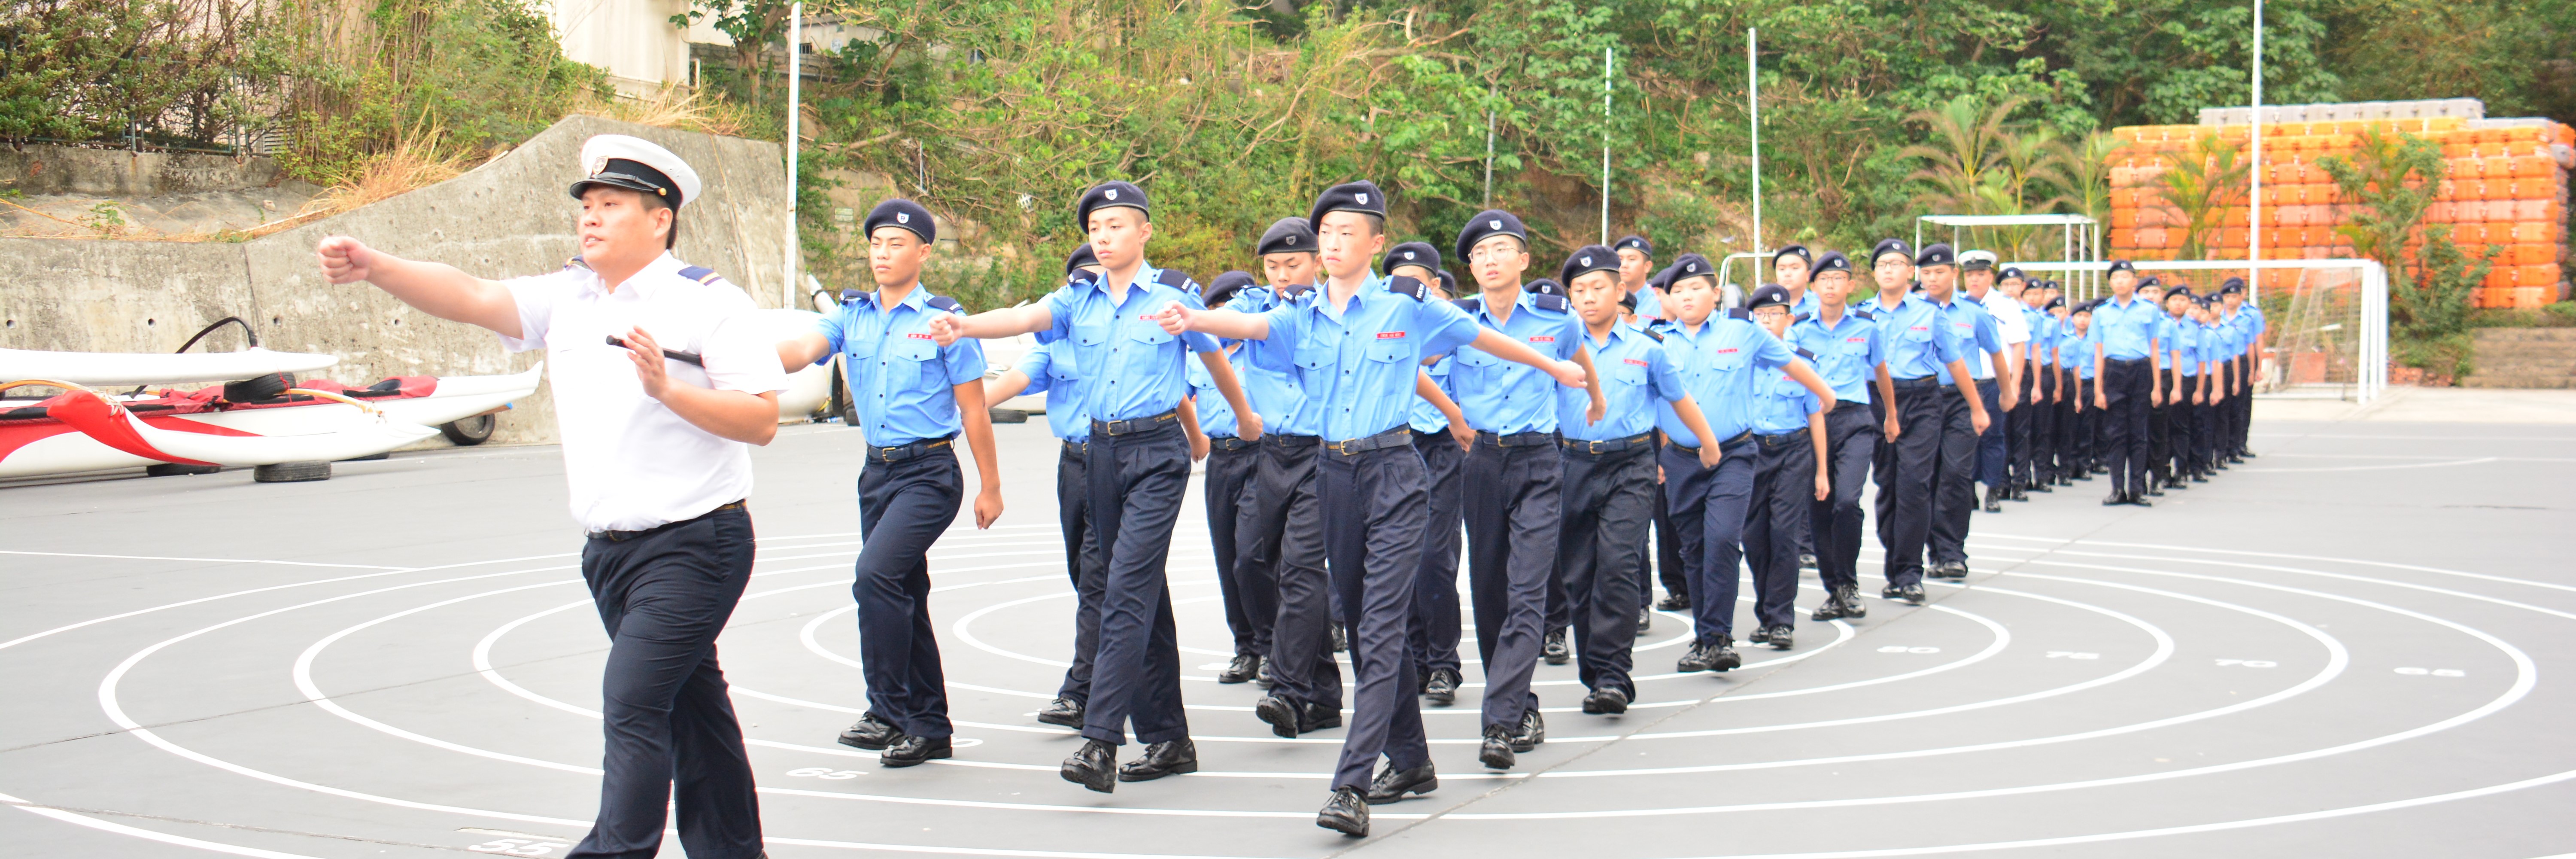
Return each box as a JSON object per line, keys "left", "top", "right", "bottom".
{"left": 2167, "top": 377, "right": 2198, "bottom": 478}
{"left": 1463, "top": 435, "right": 1559, "bottom": 731}
{"left": 1242, "top": 434, "right": 1337, "bottom": 712}
{"left": 1872, "top": 384, "right": 1944, "bottom": 588}
{"left": 1972, "top": 377, "right": 2008, "bottom": 490}
{"left": 1081, "top": 421, "right": 1191, "bottom": 746}
{"left": 2102, "top": 358, "right": 2153, "bottom": 495}
{"left": 1808, "top": 402, "right": 1877, "bottom": 593}
{"left": 1928, "top": 384, "right": 1980, "bottom": 567}
{"left": 1747, "top": 431, "right": 1815, "bottom": 632}
{"left": 2025, "top": 369, "right": 2054, "bottom": 482}
{"left": 2149, "top": 369, "right": 2176, "bottom": 480}
{"left": 2081, "top": 376, "right": 2105, "bottom": 471}
{"left": 2234, "top": 355, "right": 2256, "bottom": 454}
{"left": 2195, "top": 388, "right": 2221, "bottom": 473}
{"left": 1654, "top": 472, "right": 1689, "bottom": 601}
{"left": 571, "top": 505, "right": 761, "bottom": 859}
{"left": 1319, "top": 442, "right": 1433, "bottom": 790}
{"left": 1055, "top": 441, "right": 1106, "bottom": 704}
{"left": 853, "top": 449, "right": 962, "bottom": 738}
{"left": 1410, "top": 430, "right": 1467, "bottom": 677}
{"left": 1666, "top": 437, "right": 1756, "bottom": 643}
{"left": 2009, "top": 362, "right": 2039, "bottom": 486}
{"left": 1556, "top": 443, "right": 1653, "bottom": 697}
{"left": 1203, "top": 442, "right": 1268, "bottom": 660}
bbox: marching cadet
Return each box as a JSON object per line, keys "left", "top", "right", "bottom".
{"left": 2195, "top": 293, "right": 2233, "bottom": 479}
{"left": 1386, "top": 243, "right": 1473, "bottom": 707}
{"left": 1644, "top": 262, "right": 1693, "bottom": 618}
{"left": 986, "top": 247, "right": 1107, "bottom": 730}
{"left": 1234, "top": 216, "right": 1346, "bottom": 737}
{"left": 780, "top": 200, "right": 1002, "bottom": 768}
{"left": 2136, "top": 277, "right": 2175, "bottom": 497}
{"left": 1859, "top": 239, "right": 1984, "bottom": 604}
{"left": 2013, "top": 274, "right": 2058, "bottom": 495}
{"left": 2088, "top": 261, "right": 2163, "bottom": 506}
{"left": 1959, "top": 251, "right": 2029, "bottom": 513}
{"left": 2221, "top": 280, "right": 2264, "bottom": 460}
{"left": 2157, "top": 284, "right": 2201, "bottom": 489}
{"left": 1745, "top": 284, "right": 1832, "bottom": 649}
{"left": 1613, "top": 235, "right": 1664, "bottom": 321}
{"left": 1161, "top": 180, "right": 1585, "bottom": 835}
{"left": 1791, "top": 251, "right": 1894, "bottom": 622}
{"left": 1772, "top": 244, "right": 1822, "bottom": 318}
{"left": 2063, "top": 299, "right": 2100, "bottom": 480}
{"left": 319, "top": 134, "right": 783, "bottom": 858}
{"left": 1554, "top": 247, "right": 1724, "bottom": 714}
{"left": 1190, "top": 271, "right": 1273, "bottom": 687}
{"left": 928, "top": 181, "right": 1260, "bottom": 792}
{"left": 1908, "top": 244, "right": 2003, "bottom": 583}
{"left": 1447, "top": 209, "right": 1605, "bottom": 757}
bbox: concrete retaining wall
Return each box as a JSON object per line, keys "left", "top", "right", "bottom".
{"left": 0, "top": 115, "right": 791, "bottom": 447}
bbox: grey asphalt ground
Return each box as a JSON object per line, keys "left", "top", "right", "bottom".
{"left": 3, "top": 412, "right": 2572, "bottom": 859}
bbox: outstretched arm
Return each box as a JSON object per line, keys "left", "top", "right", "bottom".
{"left": 1467, "top": 329, "right": 1587, "bottom": 389}
{"left": 1160, "top": 302, "right": 1272, "bottom": 340}
{"left": 315, "top": 236, "right": 522, "bottom": 337}
{"left": 928, "top": 303, "right": 1054, "bottom": 345}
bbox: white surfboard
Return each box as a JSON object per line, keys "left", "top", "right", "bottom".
{"left": 0, "top": 347, "right": 341, "bottom": 386}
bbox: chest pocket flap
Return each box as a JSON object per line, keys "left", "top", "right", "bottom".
{"left": 1365, "top": 336, "right": 1412, "bottom": 363}
{"left": 1124, "top": 324, "right": 1174, "bottom": 347}
{"left": 890, "top": 337, "right": 937, "bottom": 363}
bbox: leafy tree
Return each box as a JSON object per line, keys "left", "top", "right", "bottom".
{"left": 2316, "top": 127, "right": 2496, "bottom": 375}
{"left": 2154, "top": 133, "right": 2248, "bottom": 262}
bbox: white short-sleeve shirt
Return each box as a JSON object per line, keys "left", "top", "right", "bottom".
{"left": 499, "top": 252, "right": 790, "bottom": 532}
{"left": 1977, "top": 286, "right": 2032, "bottom": 377}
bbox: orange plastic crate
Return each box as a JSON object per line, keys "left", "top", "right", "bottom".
{"left": 2522, "top": 264, "right": 2564, "bottom": 287}
{"left": 2511, "top": 287, "right": 2548, "bottom": 309}
{"left": 2511, "top": 244, "right": 2555, "bottom": 265}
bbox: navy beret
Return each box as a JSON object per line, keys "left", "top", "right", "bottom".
{"left": 1309, "top": 180, "right": 1386, "bottom": 228}
{"left": 863, "top": 198, "right": 935, "bottom": 244}
{"left": 1871, "top": 238, "right": 1914, "bottom": 265}
{"left": 1916, "top": 243, "right": 1956, "bottom": 268}
{"left": 1613, "top": 235, "right": 1653, "bottom": 257}
{"left": 1746, "top": 283, "right": 1793, "bottom": 310}
{"left": 2137, "top": 275, "right": 2162, "bottom": 290}
{"left": 2220, "top": 277, "right": 2247, "bottom": 294}
{"left": 2166, "top": 285, "right": 2196, "bottom": 301}
{"left": 1668, "top": 253, "right": 1716, "bottom": 285}
{"left": 1525, "top": 277, "right": 1566, "bottom": 297}
{"left": 1559, "top": 244, "right": 1620, "bottom": 288}
{"left": 1435, "top": 269, "right": 1457, "bottom": 298}
{"left": 1076, "top": 180, "right": 1148, "bottom": 227}
{"left": 1773, "top": 244, "right": 1813, "bottom": 266}
{"left": 1455, "top": 210, "right": 1529, "bottom": 261}
{"left": 1257, "top": 216, "right": 1318, "bottom": 257}
{"left": 1064, "top": 244, "right": 1100, "bottom": 276}
{"left": 1646, "top": 263, "right": 1674, "bottom": 292}
{"left": 1204, "top": 270, "right": 1257, "bottom": 306}
{"left": 1813, "top": 251, "right": 1853, "bottom": 276}
{"left": 2106, "top": 259, "right": 2137, "bottom": 275}
{"left": 1999, "top": 266, "right": 2027, "bottom": 283}
{"left": 2044, "top": 296, "right": 2066, "bottom": 311}
{"left": 1383, "top": 241, "right": 1442, "bottom": 276}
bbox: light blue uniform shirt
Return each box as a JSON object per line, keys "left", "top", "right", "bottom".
{"left": 1790, "top": 307, "right": 1884, "bottom": 405}
{"left": 1220, "top": 284, "right": 1313, "bottom": 436}
{"left": 1935, "top": 295, "right": 2005, "bottom": 381}
{"left": 1014, "top": 343, "right": 1088, "bottom": 442}
{"left": 1629, "top": 286, "right": 1665, "bottom": 321}
{"left": 813, "top": 286, "right": 987, "bottom": 448}
{"left": 1791, "top": 289, "right": 1821, "bottom": 318}
{"left": 2170, "top": 321, "right": 2202, "bottom": 377}
{"left": 1447, "top": 289, "right": 1586, "bottom": 435}
{"left": 2060, "top": 320, "right": 2096, "bottom": 379}
{"left": 1037, "top": 262, "right": 1221, "bottom": 423}
{"left": 2086, "top": 294, "right": 2161, "bottom": 361}
{"left": 1654, "top": 312, "right": 1797, "bottom": 445}
{"left": 1861, "top": 292, "right": 1962, "bottom": 381}
{"left": 1559, "top": 323, "right": 1686, "bottom": 441}
{"left": 1248, "top": 275, "right": 1483, "bottom": 442}
{"left": 1751, "top": 355, "right": 1825, "bottom": 436}
{"left": 2022, "top": 305, "right": 2053, "bottom": 364}
{"left": 1409, "top": 355, "right": 1456, "bottom": 433}
{"left": 1186, "top": 350, "right": 1241, "bottom": 437}
{"left": 2211, "top": 317, "right": 2246, "bottom": 365}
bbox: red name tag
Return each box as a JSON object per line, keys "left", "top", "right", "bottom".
{"left": 1911, "top": 326, "right": 1930, "bottom": 331}
{"left": 907, "top": 332, "right": 934, "bottom": 340}
{"left": 1623, "top": 358, "right": 1649, "bottom": 366}
{"left": 1847, "top": 337, "right": 1868, "bottom": 343}
{"left": 1530, "top": 335, "right": 1555, "bottom": 343}
{"left": 1716, "top": 347, "right": 1740, "bottom": 354}
{"left": 1377, "top": 332, "right": 1406, "bottom": 339}
{"left": 1137, "top": 314, "right": 1159, "bottom": 321}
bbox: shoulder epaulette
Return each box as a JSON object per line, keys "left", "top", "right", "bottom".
{"left": 1791, "top": 312, "right": 1811, "bottom": 324}
{"left": 1794, "top": 347, "right": 1817, "bottom": 360}
{"left": 1276, "top": 283, "right": 1315, "bottom": 301}
{"left": 1637, "top": 326, "right": 1664, "bottom": 342}
{"left": 1531, "top": 293, "right": 1570, "bottom": 312}
{"left": 1452, "top": 297, "right": 1480, "bottom": 311}
{"left": 1387, "top": 274, "right": 1431, "bottom": 301}
{"left": 1155, "top": 268, "right": 1194, "bottom": 290}
{"left": 676, "top": 265, "right": 726, "bottom": 286}
{"left": 841, "top": 288, "right": 866, "bottom": 303}
{"left": 565, "top": 256, "right": 590, "bottom": 271}
{"left": 1726, "top": 308, "right": 1751, "bottom": 321}
{"left": 926, "top": 295, "right": 965, "bottom": 313}
{"left": 1853, "top": 309, "right": 1877, "bottom": 321}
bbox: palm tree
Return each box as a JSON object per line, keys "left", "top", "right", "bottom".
{"left": 1900, "top": 94, "right": 2029, "bottom": 216}
{"left": 2155, "top": 134, "right": 2249, "bottom": 262}
{"left": 2044, "top": 131, "right": 2124, "bottom": 225}
{"left": 1978, "top": 124, "right": 2071, "bottom": 258}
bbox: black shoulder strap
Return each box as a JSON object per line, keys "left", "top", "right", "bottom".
{"left": 841, "top": 289, "right": 866, "bottom": 303}
{"left": 1531, "top": 293, "right": 1570, "bottom": 312}
{"left": 1726, "top": 308, "right": 1751, "bottom": 321}
{"left": 1794, "top": 347, "right": 1817, "bottom": 360}
{"left": 1638, "top": 326, "right": 1664, "bottom": 342}
{"left": 1853, "top": 309, "right": 1877, "bottom": 321}
{"left": 926, "top": 295, "right": 965, "bottom": 313}
{"left": 1791, "top": 312, "right": 1811, "bottom": 324}
{"left": 1276, "top": 283, "right": 1315, "bottom": 301}
{"left": 1452, "top": 297, "right": 1479, "bottom": 311}
{"left": 1387, "top": 274, "right": 1430, "bottom": 301}
{"left": 565, "top": 256, "right": 589, "bottom": 271}
{"left": 1155, "top": 268, "right": 1194, "bottom": 290}
{"left": 676, "top": 265, "right": 726, "bottom": 286}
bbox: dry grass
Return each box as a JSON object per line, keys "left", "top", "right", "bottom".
{"left": 244, "top": 127, "right": 471, "bottom": 238}
{"left": 576, "top": 85, "right": 749, "bottom": 137}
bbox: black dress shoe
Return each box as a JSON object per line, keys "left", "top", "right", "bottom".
{"left": 1117, "top": 738, "right": 1197, "bottom": 782}
{"left": 2103, "top": 488, "right": 2127, "bottom": 506}
{"left": 1676, "top": 642, "right": 1714, "bottom": 673}
{"left": 1707, "top": 639, "right": 1742, "bottom": 671}
{"left": 2128, "top": 493, "right": 2153, "bottom": 507}
{"left": 1765, "top": 624, "right": 1794, "bottom": 650}
{"left": 1478, "top": 724, "right": 1516, "bottom": 769}
{"left": 1581, "top": 685, "right": 1630, "bottom": 715}
{"left": 1253, "top": 659, "right": 1274, "bottom": 688}
{"left": 1510, "top": 708, "right": 1545, "bottom": 751}
{"left": 1364, "top": 762, "right": 1437, "bottom": 804}
{"left": 1883, "top": 582, "right": 1926, "bottom": 605}
{"left": 1255, "top": 695, "right": 1301, "bottom": 738}
{"left": 1542, "top": 629, "right": 1571, "bottom": 665}
{"left": 2190, "top": 473, "right": 2208, "bottom": 483}
{"left": 838, "top": 712, "right": 900, "bottom": 750}
{"left": 1423, "top": 667, "right": 1460, "bottom": 706}
{"left": 1811, "top": 587, "right": 1854, "bottom": 621}
{"left": 1982, "top": 487, "right": 2004, "bottom": 513}
{"left": 1300, "top": 701, "right": 1343, "bottom": 733}
{"left": 1317, "top": 786, "right": 1370, "bottom": 837}
{"left": 1331, "top": 625, "right": 1348, "bottom": 653}
{"left": 2145, "top": 485, "right": 2164, "bottom": 497}
{"left": 1216, "top": 653, "right": 1260, "bottom": 684}
{"left": 2032, "top": 480, "right": 2053, "bottom": 493}
{"left": 1748, "top": 625, "right": 1770, "bottom": 644}
{"left": 1061, "top": 738, "right": 1117, "bottom": 793}
{"left": 1036, "top": 697, "right": 1084, "bottom": 728}
{"left": 1799, "top": 553, "right": 1819, "bottom": 570}
{"left": 881, "top": 733, "right": 951, "bottom": 767}
{"left": 1836, "top": 585, "right": 1868, "bottom": 618}
{"left": 1637, "top": 606, "right": 1653, "bottom": 634}
{"left": 1655, "top": 593, "right": 1691, "bottom": 612}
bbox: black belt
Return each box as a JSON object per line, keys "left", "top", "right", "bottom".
{"left": 1264, "top": 432, "right": 1321, "bottom": 449}
{"left": 588, "top": 500, "right": 744, "bottom": 542}
{"left": 1559, "top": 431, "right": 1655, "bottom": 455}
{"left": 2107, "top": 356, "right": 2150, "bottom": 367}
{"left": 1756, "top": 428, "right": 1810, "bottom": 448}
{"left": 1890, "top": 375, "right": 1943, "bottom": 390}
{"left": 1061, "top": 439, "right": 1088, "bottom": 456}
{"left": 1325, "top": 426, "right": 1413, "bottom": 456}
{"left": 1833, "top": 399, "right": 1874, "bottom": 414}
{"left": 1665, "top": 430, "right": 1753, "bottom": 456}
{"left": 1209, "top": 436, "right": 1255, "bottom": 452}
{"left": 1476, "top": 430, "right": 1557, "bottom": 448}
{"left": 870, "top": 435, "right": 954, "bottom": 463}
{"left": 1092, "top": 409, "right": 1180, "bottom": 436}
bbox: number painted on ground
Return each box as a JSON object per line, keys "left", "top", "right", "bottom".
{"left": 2394, "top": 667, "right": 2467, "bottom": 677}
{"left": 2214, "top": 658, "right": 2277, "bottom": 668}
{"left": 2045, "top": 651, "right": 2101, "bottom": 659}
{"left": 1876, "top": 645, "right": 1941, "bottom": 654}
{"left": 468, "top": 839, "right": 571, "bottom": 856}
{"left": 786, "top": 767, "right": 865, "bottom": 780}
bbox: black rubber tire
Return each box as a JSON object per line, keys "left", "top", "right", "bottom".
{"left": 254, "top": 461, "right": 331, "bottom": 482}
{"left": 145, "top": 463, "right": 222, "bottom": 477}
{"left": 440, "top": 413, "right": 496, "bottom": 446}
{"left": 989, "top": 408, "right": 1029, "bottom": 423}
{"left": 222, "top": 372, "right": 295, "bottom": 402}
{"left": 831, "top": 360, "right": 860, "bottom": 426}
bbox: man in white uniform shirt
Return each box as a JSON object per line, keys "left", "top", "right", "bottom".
{"left": 314, "top": 134, "right": 784, "bottom": 859}
{"left": 1959, "top": 250, "right": 2029, "bottom": 513}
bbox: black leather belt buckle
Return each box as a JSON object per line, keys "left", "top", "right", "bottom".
{"left": 1327, "top": 428, "right": 1409, "bottom": 456}
{"left": 871, "top": 437, "right": 952, "bottom": 463}
{"left": 1094, "top": 409, "right": 1178, "bottom": 436}
{"left": 1211, "top": 436, "right": 1254, "bottom": 452}
{"left": 1562, "top": 432, "right": 1652, "bottom": 454}
{"left": 1758, "top": 430, "right": 1808, "bottom": 448}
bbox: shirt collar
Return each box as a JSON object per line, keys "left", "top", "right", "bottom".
{"left": 583, "top": 252, "right": 681, "bottom": 299}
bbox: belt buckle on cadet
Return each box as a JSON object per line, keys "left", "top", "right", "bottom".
{"left": 1586, "top": 439, "right": 1606, "bottom": 454}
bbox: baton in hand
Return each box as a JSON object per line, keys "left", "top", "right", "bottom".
{"left": 605, "top": 335, "right": 704, "bottom": 366}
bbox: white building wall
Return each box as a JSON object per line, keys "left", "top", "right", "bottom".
{"left": 547, "top": 0, "right": 694, "bottom": 89}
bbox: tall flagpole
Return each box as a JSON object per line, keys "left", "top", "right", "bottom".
{"left": 785, "top": 3, "right": 802, "bottom": 310}
{"left": 1748, "top": 28, "right": 1762, "bottom": 278}
{"left": 1600, "top": 46, "right": 1612, "bottom": 244}
{"left": 2248, "top": 0, "right": 2264, "bottom": 301}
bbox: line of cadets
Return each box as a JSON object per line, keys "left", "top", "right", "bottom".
{"left": 799, "top": 180, "right": 2267, "bottom": 839}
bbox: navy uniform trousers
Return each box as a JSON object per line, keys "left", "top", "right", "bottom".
{"left": 1972, "top": 376, "right": 2008, "bottom": 492}
{"left": 852, "top": 446, "right": 962, "bottom": 739}
{"left": 570, "top": 504, "right": 762, "bottom": 859}
{"left": 2008, "top": 365, "right": 2037, "bottom": 487}
{"left": 1055, "top": 440, "right": 1106, "bottom": 704}
{"left": 1808, "top": 402, "right": 1877, "bottom": 595}
{"left": 1410, "top": 430, "right": 1467, "bottom": 681}
{"left": 2196, "top": 375, "right": 2224, "bottom": 473}
{"left": 1462, "top": 432, "right": 1560, "bottom": 731}
{"left": 1748, "top": 429, "right": 1817, "bottom": 631}
{"left": 1203, "top": 439, "right": 1271, "bottom": 664}
{"left": 2233, "top": 355, "right": 2256, "bottom": 455}
{"left": 1081, "top": 418, "right": 1191, "bottom": 747}
{"left": 2022, "top": 366, "right": 2052, "bottom": 483}
{"left": 1928, "top": 382, "right": 1983, "bottom": 568}
{"left": 1871, "top": 380, "right": 1945, "bottom": 588}
{"left": 1555, "top": 441, "right": 1653, "bottom": 697}
{"left": 1241, "top": 433, "right": 1339, "bottom": 713}
{"left": 1654, "top": 480, "right": 1688, "bottom": 601}
{"left": 2101, "top": 358, "right": 2154, "bottom": 496}
{"left": 1663, "top": 435, "right": 1756, "bottom": 643}
{"left": 1321, "top": 436, "right": 1436, "bottom": 790}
